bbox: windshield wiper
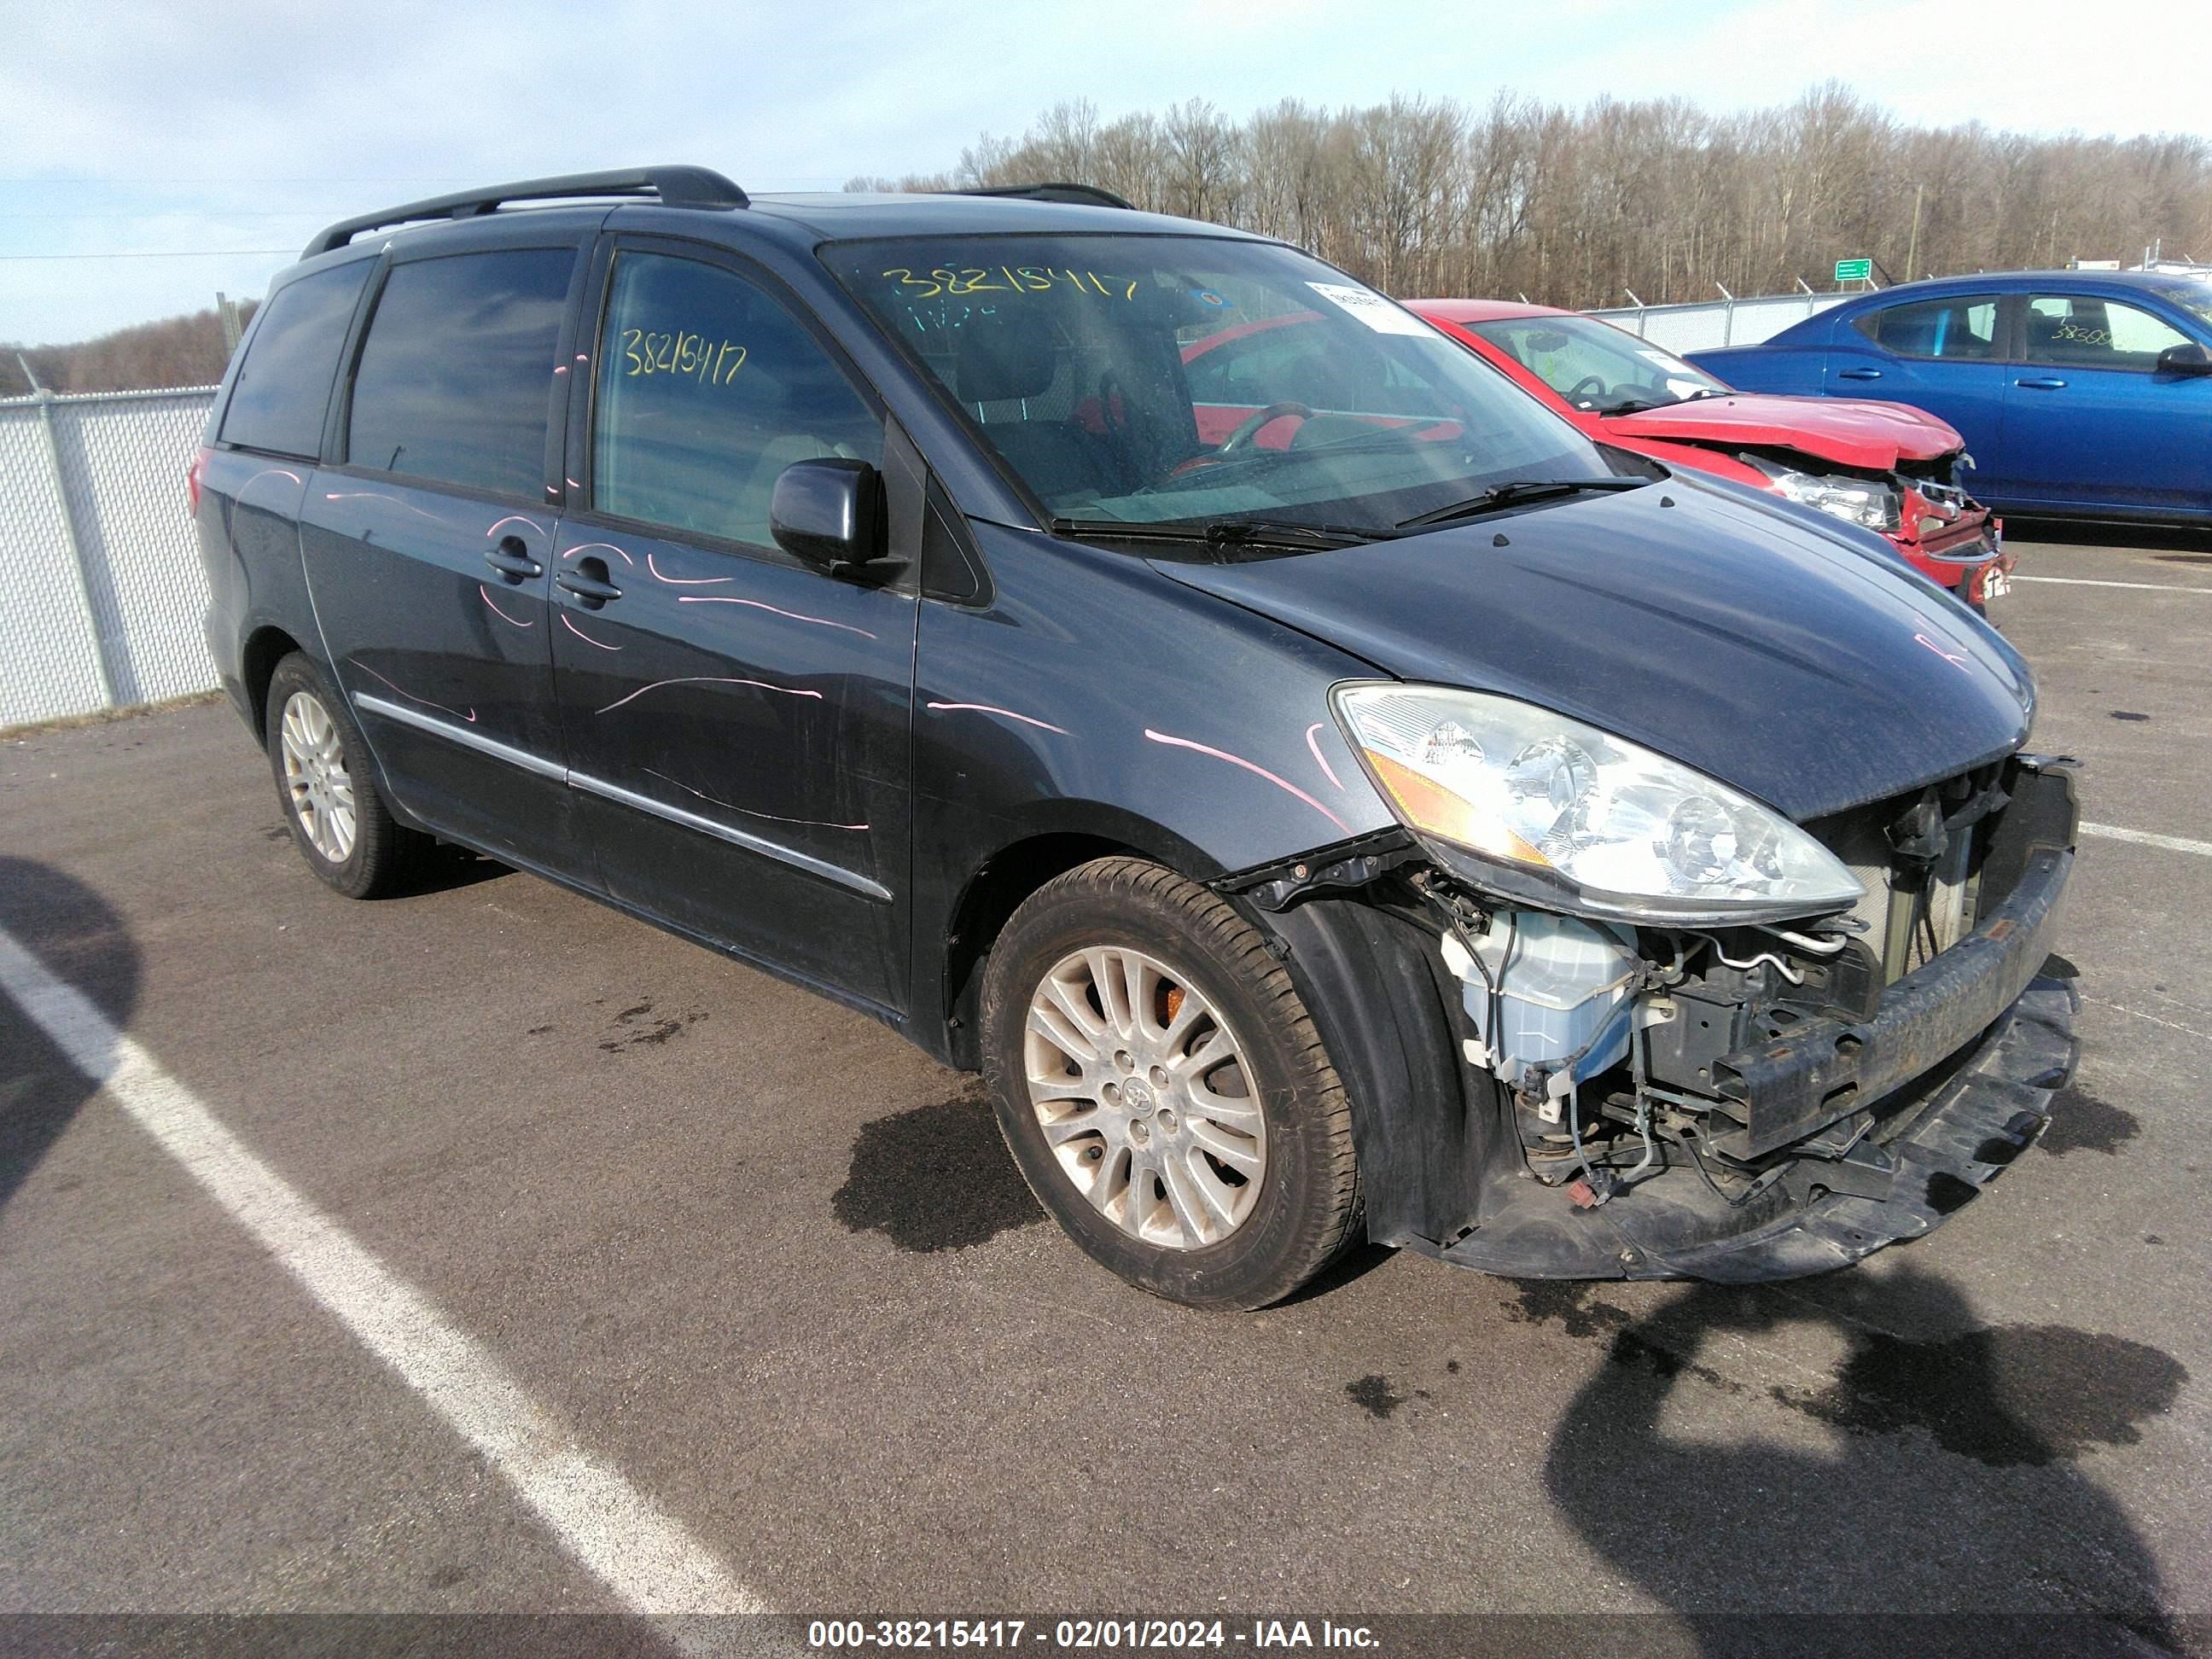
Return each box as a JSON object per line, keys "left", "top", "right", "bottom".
{"left": 1394, "top": 476, "right": 1649, "bottom": 532}
{"left": 1051, "top": 515, "right": 1379, "bottom": 550}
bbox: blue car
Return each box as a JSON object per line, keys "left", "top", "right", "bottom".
{"left": 1692, "top": 271, "right": 2212, "bottom": 526}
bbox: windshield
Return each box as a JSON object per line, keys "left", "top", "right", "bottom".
{"left": 829, "top": 235, "right": 1615, "bottom": 535}
{"left": 2148, "top": 279, "right": 2212, "bottom": 332}
{"left": 1468, "top": 314, "right": 1730, "bottom": 414}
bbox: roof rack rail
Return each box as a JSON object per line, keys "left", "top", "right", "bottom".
{"left": 303, "top": 166, "right": 748, "bottom": 259}
{"left": 958, "top": 183, "right": 1136, "bottom": 211}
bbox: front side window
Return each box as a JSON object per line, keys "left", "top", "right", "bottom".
{"left": 346, "top": 248, "right": 573, "bottom": 495}
{"left": 220, "top": 260, "right": 372, "bottom": 457}
{"left": 1854, "top": 295, "right": 2000, "bottom": 360}
{"left": 2025, "top": 294, "right": 2190, "bottom": 370}
{"left": 1467, "top": 314, "right": 1728, "bottom": 414}
{"left": 830, "top": 235, "right": 1606, "bottom": 534}
{"left": 591, "top": 253, "right": 881, "bottom": 547}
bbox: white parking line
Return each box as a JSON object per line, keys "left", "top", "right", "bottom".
{"left": 0, "top": 923, "right": 763, "bottom": 1631}
{"left": 2014, "top": 576, "right": 2212, "bottom": 595}
{"left": 2080, "top": 821, "right": 2212, "bottom": 859}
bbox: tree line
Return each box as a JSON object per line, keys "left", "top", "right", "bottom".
{"left": 12, "top": 84, "right": 2209, "bottom": 395}
{"left": 1, "top": 304, "right": 251, "bottom": 399}
{"left": 849, "top": 84, "right": 2212, "bottom": 307}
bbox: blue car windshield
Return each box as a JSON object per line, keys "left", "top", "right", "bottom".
{"left": 2149, "top": 279, "right": 2212, "bottom": 332}
{"left": 829, "top": 235, "right": 1616, "bottom": 534}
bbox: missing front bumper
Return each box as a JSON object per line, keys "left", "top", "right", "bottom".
{"left": 1418, "top": 972, "right": 2079, "bottom": 1282}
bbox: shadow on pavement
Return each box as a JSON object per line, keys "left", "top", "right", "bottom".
{"left": 1529, "top": 1267, "right": 2189, "bottom": 1651}
{"left": 0, "top": 856, "right": 139, "bottom": 1218}
{"left": 405, "top": 842, "right": 515, "bottom": 898}
{"left": 2006, "top": 515, "right": 2212, "bottom": 556}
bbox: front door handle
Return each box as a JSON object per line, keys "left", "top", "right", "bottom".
{"left": 484, "top": 536, "right": 542, "bottom": 581}
{"left": 1837, "top": 367, "right": 1883, "bottom": 381}
{"left": 555, "top": 557, "right": 623, "bottom": 608}
{"left": 2016, "top": 376, "right": 2069, "bottom": 390}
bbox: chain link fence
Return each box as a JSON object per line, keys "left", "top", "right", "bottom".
{"left": 1585, "top": 292, "right": 1851, "bottom": 356}
{"left": 0, "top": 387, "right": 218, "bottom": 730}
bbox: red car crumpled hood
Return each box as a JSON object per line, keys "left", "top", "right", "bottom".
{"left": 1601, "top": 393, "right": 1964, "bottom": 471}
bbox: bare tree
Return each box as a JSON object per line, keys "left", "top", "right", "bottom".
{"left": 856, "top": 87, "right": 2207, "bottom": 306}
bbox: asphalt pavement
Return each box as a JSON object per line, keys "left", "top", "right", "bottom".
{"left": 1, "top": 529, "right": 2207, "bottom": 1655}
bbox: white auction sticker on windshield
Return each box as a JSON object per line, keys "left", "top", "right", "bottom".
{"left": 1307, "top": 282, "right": 1431, "bottom": 335}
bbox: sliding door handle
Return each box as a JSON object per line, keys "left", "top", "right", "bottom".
{"left": 555, "top": 562, "right": 623, "bottom": 607}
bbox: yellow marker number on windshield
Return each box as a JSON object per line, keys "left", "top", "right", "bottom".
{"left": 882, "top": 266, "right": 1138, "bottom": 300}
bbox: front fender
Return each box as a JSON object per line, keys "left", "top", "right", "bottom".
{"left": 906, "top": 521, "right": 1396, "bottom": 1060}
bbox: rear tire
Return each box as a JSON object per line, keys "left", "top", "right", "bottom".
{"left": 265, "top": 653, "right": 425, "bottom": 899}
{"left": 980, "top": 856, "right": 1362, "bottom": 1309}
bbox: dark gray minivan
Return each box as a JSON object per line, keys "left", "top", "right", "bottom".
{"left": 193, "top": 168, "right": 2080, "bottom": 1308}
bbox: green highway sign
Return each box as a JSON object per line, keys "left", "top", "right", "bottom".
{"left": 1835, "top": 258, "right": 1872, "bottom": 282}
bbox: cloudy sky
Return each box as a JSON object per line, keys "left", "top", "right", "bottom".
{"left": 4, "top": 0, "right": 2207, "bottom": 346}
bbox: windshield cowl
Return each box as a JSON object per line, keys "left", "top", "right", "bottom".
{"left": 1049, "top": 515, "right": 1380, "bottom": 554}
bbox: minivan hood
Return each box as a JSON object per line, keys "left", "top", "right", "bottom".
{"left": 1147, "top": 481, "right": 2033, "bottom": 823}
{"left": 1601, "top": 393, "right": 1964, "bottom": 471}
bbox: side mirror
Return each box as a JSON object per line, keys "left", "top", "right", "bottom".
{"left": 770, "top": 457, "right": 889, "bottom": 572}
{"left": 2156, "top": 341, "right": 2212, "bottom": 375}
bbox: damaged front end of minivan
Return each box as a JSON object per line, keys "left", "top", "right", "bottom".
{"left": 1220, "top": 690, "right": 2079, "bottom": 1283}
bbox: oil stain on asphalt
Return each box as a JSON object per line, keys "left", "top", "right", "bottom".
{"left": 597, "top": 998, "right": 703, "bottom": 1052}
{"left": 833, "top": 1092, "right": 1042, "bottom": 1253}
{"left": 2037, "top": 1081, "right": 2142, "bottom": 1156}
{"left": 1346, "top": 1376, "right": 1407, "bottom": 1419}
{"left": 1345, "top": 1374, "right": 1435, "bottom": 1419}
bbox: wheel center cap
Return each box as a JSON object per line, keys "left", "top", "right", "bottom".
{"left": 1123, "top": 1080, "right": 1155, "bottom": 1115}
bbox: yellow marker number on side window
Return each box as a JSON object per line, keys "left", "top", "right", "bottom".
{"left": 620, "top": 328, "right": 748, "bottom": 385}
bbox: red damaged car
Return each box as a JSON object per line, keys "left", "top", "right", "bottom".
{"left": 1406, "top": 300, "right": 2013, "bottom": 608}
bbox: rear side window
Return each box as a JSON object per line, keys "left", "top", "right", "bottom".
{"left": 218, "top": 262, "right": 372, "bottom": 457}
{"left": 1854, "top": 296, "right": 2000, "bottom": 360}
{"left": 591, "top": 252, "right": 881, "bottom": 547}
{"left": 346, "top": 248, "right": 574, "bottom": 495}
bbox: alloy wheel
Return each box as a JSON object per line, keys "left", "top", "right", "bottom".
{"left": 279, "top": 690, "right": 357, "bottom": 864}
{"left": 1022, "top": 946, "right": 1266, "bottom": 1249}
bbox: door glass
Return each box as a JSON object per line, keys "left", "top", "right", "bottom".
{"left": 592, "top": 253, "right": 882, "bottom": 548}
{"left": 1854, "top": 296, "right": 2000, "bottom": 359}
{"left": 2024, "top": 294, "right": 2190, "bottom": 370}
{"left": 346, "top": 248, "right": 574, "bottom": 494}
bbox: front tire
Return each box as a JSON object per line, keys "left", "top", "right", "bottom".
{"left": 980, "top": 857, "right": 1362, "bottom": 1309}
{"left": 265, "top": 653, "right": 425, "bottom": 899}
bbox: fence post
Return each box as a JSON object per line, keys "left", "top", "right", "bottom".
{"left": 32, "top": 392, "right": 119, "bottom": 710}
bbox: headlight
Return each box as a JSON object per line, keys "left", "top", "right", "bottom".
{"left": 1748, "top": 458, "right": 1901, "bottom": 533}
{"left": 1332, "top": 685, "right": 1864, "bottom": 925}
